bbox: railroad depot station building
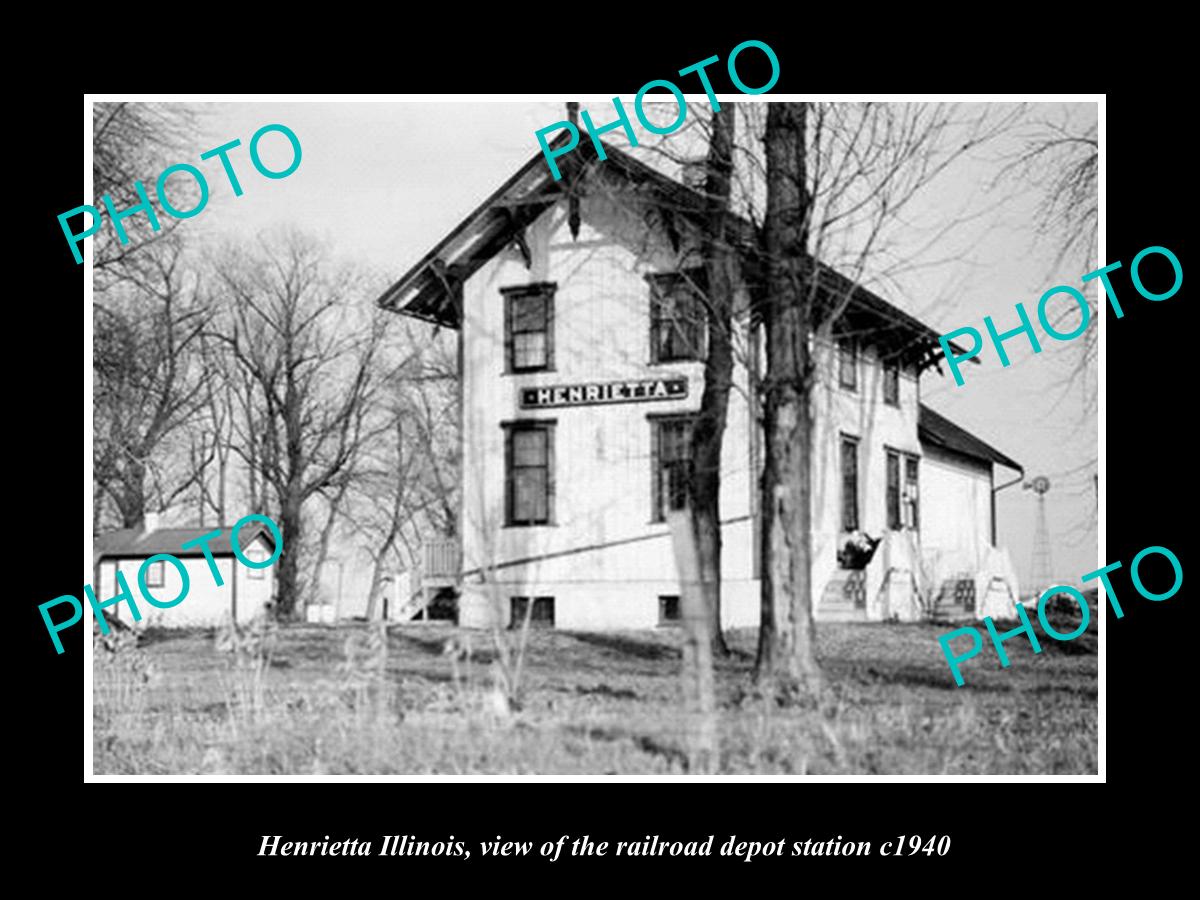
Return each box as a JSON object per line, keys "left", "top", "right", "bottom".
{"left": 378, "top": 137, "right": 1023, "bottom": 630}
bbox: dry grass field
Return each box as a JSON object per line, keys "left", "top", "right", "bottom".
{"left": 93, "top": 607, "right": 1098, "bottom": 776}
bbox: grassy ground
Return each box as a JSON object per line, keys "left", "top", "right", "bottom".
{"left": 93, "top": 609, "right": 1097, "bottom": 776}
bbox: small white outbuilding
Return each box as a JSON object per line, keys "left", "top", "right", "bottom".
{"left": 94, "top": 520, "right": 277, "bottom": 628}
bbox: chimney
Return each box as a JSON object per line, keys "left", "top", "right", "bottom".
{"left": 142, "top": 511, "right": 162, "bottom": 534}
{"left": 680, "top": 158, "right": 708, "bottom": 192}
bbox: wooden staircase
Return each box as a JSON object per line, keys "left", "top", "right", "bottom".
{"left": 390, "top": 585, "right": 459, "bottom": 623}
{"left": 819, "top": 569, "right": 868, "bottom": 621}
{"left": 933, "top": 574, "right": 976, "bottom": 619}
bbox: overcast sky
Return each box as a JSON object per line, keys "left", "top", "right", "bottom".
{"left": 182, "top": 99, "right": 1099, "bottom": 588}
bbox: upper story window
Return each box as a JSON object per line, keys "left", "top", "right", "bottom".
{"left": 648, "top": 271, "right": 707, "bottom": 363}
{"left": 837, "top": 337, "right": 858, "bottom": 391}
{"left": 651, "top": 414, "right": 695, "bottom": 521}
{"left": 882, "top": 357, "right": 900, "bottom": 406}
{"left": 503, "top": 421, "right": 555, "bottom": 526}
{"left": 502, "top": 283, "right": 555, "bottom": 373}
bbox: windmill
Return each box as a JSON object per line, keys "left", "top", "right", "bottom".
{"left": 1024, "top": 475, "right": 1052, "bottom": 593}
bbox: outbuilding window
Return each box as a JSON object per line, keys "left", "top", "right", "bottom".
{"left": 246, "top": 548, "right": 267, "bottom": 580}
{"left": 145, "top": 560, "right": 165, "bottom": 588}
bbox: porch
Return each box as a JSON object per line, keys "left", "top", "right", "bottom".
{"left": 386, "top": 538, "right": 461, "bottom": 622}
{"left": 817, "top": 530, "right": 1021, "bottom": 622}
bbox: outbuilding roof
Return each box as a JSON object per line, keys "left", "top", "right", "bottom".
{"left": 918, "top": 404, "right": 1022, "bottom": 472}
{"left": 94, "top": 524, "right": 276, "bottom": 561}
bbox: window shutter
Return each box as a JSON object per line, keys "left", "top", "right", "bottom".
{"left": 650, "top": 419, "right": 661, "bottom": 521}
{"left": 503, "top": 425, "right": 514, "bottom": 524}
{"left": 544, "top": 287, "right": 555, "bottom": 371}
{"left": 503, "top": 292, "right": 514, "bottom": 373}
{"left": 546, "top": 423, "right": 556, "bottom": 525}
{"left": 886, "top": 450, "right": 900, "bottom": 530}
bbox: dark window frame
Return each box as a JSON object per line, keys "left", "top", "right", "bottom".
{"left": 886, "top": 447, "right": 920, "bottom": 532}
{"left": 840, "top": 433, "right": 860, "bottom": 532}
{"left": 649, "top": 413, "right": 696, "bottom": 522}
{"left": 510, "top": 596, "right": 555, "bottom": 629}
{"left": 145, "top": 559, "right": 165, "bottom": 588}
{"left": 658, "top": 595, "right": 681, "bottom": 626}
{"left": 837, "top": 337, "right": 858, "bottom": 391}
{"left": 647, "top": 270, "right": 707, "bottom": 364}
{"left": 882, "top": 357, "right": 900, "bottom": 406}
{"left": 502, "top": 420, "right": 556, "bottom": 527}
{"left": 904, "top": 455, "right": 920, "bottom": 532}
{"left": 502, "top": 282, "right": 556, "bottom": 374}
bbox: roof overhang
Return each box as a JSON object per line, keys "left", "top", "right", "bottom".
{"left": 918, "top": 403, "right": 1021, "bottom": 471}
{"left": 375, "top": 133, "right": 981, "bottom": 370}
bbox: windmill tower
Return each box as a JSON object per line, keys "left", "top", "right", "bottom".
{"left": 1024, "top": 476, "right": 1052, "bottom": 592}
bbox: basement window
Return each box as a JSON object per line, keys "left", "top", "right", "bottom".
{"left": 658, "top": 595, "right": 681, "bottom": 626}
{"left": 510, "top": 596, "right": 555, "bottom": 629}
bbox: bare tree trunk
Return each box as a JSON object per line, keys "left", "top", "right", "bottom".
{"left": 667, "top": 510, "right": 717, "bottom": 773}
{"left": 364, "top": 508, "right": 402, "bottom": 622}
{"left": 691, "top": 107, "right": 736, "bottom": 658}
{"left": 755, "top": 103, "right": 823, "bottom": 699}
{"left": 364, "top": 552, "right": 392, "bottom": 623}
{"left": 116, "top": 457, "right": 148, "bottom": 529}
{"left": 275, "top": 497, "right": 303, "bottom": 619}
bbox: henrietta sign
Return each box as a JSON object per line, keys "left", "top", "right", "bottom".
{"left": 520, "top": 377, "right": 688, "bottom": 409}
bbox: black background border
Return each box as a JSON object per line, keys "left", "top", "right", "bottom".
{"left": 17, "top": 23, "right": 1190, "bottom": 881}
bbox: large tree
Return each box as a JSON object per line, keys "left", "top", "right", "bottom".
{"left": 688, "top": 105, "right": 738, "bottom": 657}
{"left": 92, "top": 102, "right": 196, "bottom": 281}
{"left": 212, "top": 232, "right": 388, "bottom": 618}
{"left": 755, "top": 103, "right": 821, "bottom": 693}
{"left": 752, "top": 102, "right": 1023, "bottom": 694}
{"left": 93, "top": 237, "right": 212, "bottom": 530}
{"left": 346, "top": 335, "right": 459, "bottom": 621}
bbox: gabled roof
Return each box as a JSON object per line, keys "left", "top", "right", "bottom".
{"left": 94, "top": 525, "right": 276, "bottom": 561}
{"left": 376, "top": 133, "right": 977, "bottom": 369}
{"left": 919, "top": 404, "right": 1022, "bottom": 472}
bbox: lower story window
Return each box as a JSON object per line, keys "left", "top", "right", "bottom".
{"left": 510, "top": 596, "right": 555, "bottom": 628}
{"left": 658, "top": 595, "right": 681, "bottom": 625}
{"left": 886, "top": 449, "right": 920, "bottom": 531}
{"left": 504, "top": 422, "right": 555, "bottom": 526}
{"left": 651, "top": 415, "right": 695, "bottom": 521}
